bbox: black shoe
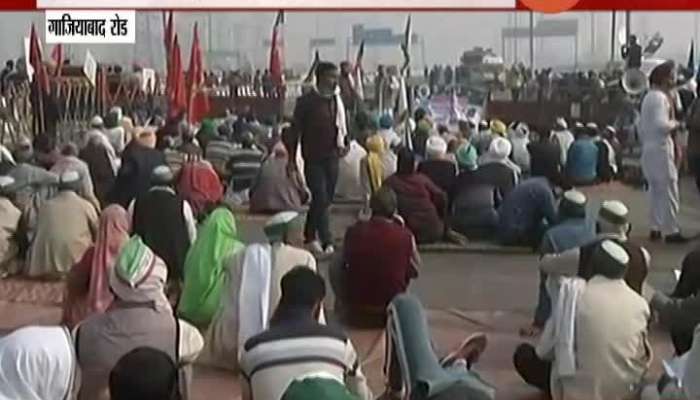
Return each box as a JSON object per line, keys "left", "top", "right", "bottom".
{"left": 650, "top": 231, "right": 662, "bottom": 241}
{"left": 665, "top": 233, "right": 689, "bottom": 244}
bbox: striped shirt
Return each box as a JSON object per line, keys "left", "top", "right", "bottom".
{"left": 205, "top": 140, "right": 237, "bottom": 178}
{"left": 227, "top": 147, "right": 263, "bottom": 192}
{"left": 240, "top": 315, "right": 372, "bottom": 400}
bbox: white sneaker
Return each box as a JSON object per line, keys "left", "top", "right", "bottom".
{"left": 323, "top": 245, "right": 335, "bottom": 255}
{"left": 306, "top": 241, "right": 324, "bottom": 254}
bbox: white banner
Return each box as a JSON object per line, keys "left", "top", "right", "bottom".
{"left": 83, "top": 50, "right": 97, "bottom": 87}
{"left": 39, "top": 0, "right": 512, "bottom": 9}
{"left": 45, "top": 10, "right": 135, "bottom": 44}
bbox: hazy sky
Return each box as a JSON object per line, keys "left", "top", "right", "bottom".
{"left": 1, "top": 11, "right": 699, "bottom": 72}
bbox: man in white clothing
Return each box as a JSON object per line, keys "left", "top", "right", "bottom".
{"left": 515, "top": 240, "right": 652, "bottom": 400}
{"left": 639, "top": 61, "right": 687, "bottom": 243}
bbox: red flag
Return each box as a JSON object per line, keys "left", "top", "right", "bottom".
{"left": 50, "top": 44, "right": 63, "bottom": 77}
{"left": 163, "top": 11, "right": 174, "bottom": 62}
{"left": 167, "top": 34, "right": 186, "bottom": 114}
{"left": 186, "top": 23, "right": 210, "bottom": 123}
{"left": 268, "top": 11, "right": 284, "bottom": 86}
{"left": 29, "top": 24, "right": 50, "bottom": 94}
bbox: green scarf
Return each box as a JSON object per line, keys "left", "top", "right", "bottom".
{"left": 282, "top": 377, "right": 359, "bottom": 400}
{"left": 177, "top": 208, "right": 244, "bottom": 326}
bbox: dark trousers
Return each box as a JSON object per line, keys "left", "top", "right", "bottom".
{"left": 533, "top": 272, "right": 553, "bottom": 327}
{"left": 691, "top": 155, "right": 700, "bottom": 194}
{"left": 669, "top": 254, "right": 700, "bottom": 355}
{"left": 304, "top": 157, "right": 339, "bottom": 247}
{"left": 513, "top": 343, "right": 551, "bottom": 393}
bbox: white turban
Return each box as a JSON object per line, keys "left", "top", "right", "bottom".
{"left": 488, "top": 137, "right": 512, "bottom": 160}
{"left": 426, "top": 135, "right": 448, "bottom": 159}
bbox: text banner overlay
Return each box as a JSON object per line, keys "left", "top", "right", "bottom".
{"left": 38, "top": 0, "right": 513, "bottom": 10}
{"left": 45, "top": 10, "right": 135, "bottom": 44}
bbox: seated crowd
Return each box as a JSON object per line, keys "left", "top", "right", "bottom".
{"left": 0, "top": 89, "right": 696, "bottom": 400}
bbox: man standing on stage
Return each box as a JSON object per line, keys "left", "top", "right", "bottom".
{"left": 639, "top": 61, "right": 687, "bottom": 243}
{"left": 622, "top": 35, "right": 642, "bottom": 70}
{"left": 288, "top": 61, "right": 346, "bottom": 255}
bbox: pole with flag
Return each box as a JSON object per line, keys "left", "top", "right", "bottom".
{"left": 303, "top": 49, "right": 320, "bottom": 85}
{"left": 269, "top": 10, "right": 285, "bottom": 93}
{"left": 50, "top": 44, "right": 63, "bottom": 78}
{"left": 167, "top": 34, "right": 187, "bottom": 115}
{"left": 187, "top": 22, "right": 210, "bottom": 124}
{"left": 353, "top": 40, "right": 365, "bottom": 101}
{"left": 398, "top": 15, "right": 413, "bottom": 150}
{"left": 688, "top": 39, "right": 696, "bottom": 76}
{"left": 163, "top": 11, "right": 174, "bottom": 70}
{"left": 29, "top": 24, "right": 49, "bottom": 134}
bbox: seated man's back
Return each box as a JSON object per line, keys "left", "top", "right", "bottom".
{"left": 566, "top": 138, "right": 598, "bottom": 184}
{"left": 240, "top": 267, "right": 372, "bottom": 400}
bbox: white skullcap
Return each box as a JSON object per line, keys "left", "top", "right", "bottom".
{"left": 90, "top": 116, "right": 104, "bottom": 127}
{"left": 265, "top": 211, "right": 300, "bottom": 228}
{"left": 600, "top": 239, "right": 630, "bottom": 266}
{"left": 563, "top": 189, "right": 586, "bottom": 205}
{"left": 599, "top": 200, "right": 629, "bottom": 225}
{"left": 489, "top": 137, "right": 512, "bottom": 160}
{"left": 586, "top": 122, "right": 599, "bottom": 130}
{"left": 60, "top": 170, "right": 80, "bottom": 184}
{"left": 555, "top": 117, "right": 568, "bottom": 129}
{"left": 605, "top": 125, "right": 616, "bottom": 134}
{"left": 151, "top": 165, "right": 174, "bottom": 184}
{"left": 426, "top": 135, "right": 448, "bottom": 158}
{"left": 0, "top": 176, "right": 14, "bottom": 188}
{"left": 574, "top": 122, "right": 584, "bottom": 129}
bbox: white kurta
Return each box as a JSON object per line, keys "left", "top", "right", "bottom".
{"left": 197, "top": 243, "right": 318, "bottom": 372}
{"left": 639, "top": 90, "right": 680, "bottom": 234}
{"left": 555, "top": 276, "right": 652, "bottom": 400}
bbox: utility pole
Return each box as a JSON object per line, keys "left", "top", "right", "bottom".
{"left": 590, "top": 12, "right": 596, "bottom": 59}
{"left": 610, "top": 11, "right": 616, "bottom": 62}
{"left": 625, "top": 11, "right": 631, "bottom": 45}
{"left": 529, "top": 11, "right": 534, "bottom": 69}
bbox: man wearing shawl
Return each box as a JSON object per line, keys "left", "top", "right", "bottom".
{"left": 450, "top": 147, "right": 499, "bottom": 239}
{"left": 509, "top": 122, "right": 531, "bottom": 173}
{"left": 0, "top": 176, "right": 20, "bottom": 278}
{"left": 130, "top": 165, "right": 197, "bottom": 286}
{"left": 551, "top": 118, "right": 574, "bottom": 165}
{"left": 0, "top": 326, "right": 79, "bottom": 400}
{"left": 528, "top": 129, "right": 564, "bottom": 187}
{"left": 514, "top": 240, "right": 652, "bottom": 400}
{"left": 197, "top": 211, "right": 318, "bottom": 372}
{"left": 240, "top": 267, "right": 372, "bottom": 400}
{"left": 178, "top": 207, "right": 244, "bottom": 327}
{"left": 62, "top": 204, "right": 130, "bottom": 328}
{"left": 51, "top": 143, "right": 100, "bottom": 210}
{"left": 8, "top": 138, "right": 58, "bottom": 212}
{"left": 76, "top": 235, "right": 204, "bottom": 400}
{"left": 473, "top": 137, "right": 518, "bottom": 201}
{"left": 80, "top": 135, "right": 116, "bottom": 207}
{"left": 384, "top": 148, "right": 448, "bottom": 244}
{"left": 177, "top": 159, "right": 224, "bottom": 220}
{"left": 26, "top": 171, "right": 99, "bottom": 279}
{"left": 104, "top": 107, "right": 126, "bottom": 154}
{"left": 331, "top": 186, "right": 419, "bottom": 327}
{"left": 288, "top": 61, "right": 347, "bottom": 255}
{"left": 359, "top": 134, "right": 397, "bottom": 200}
{"left": 417, "top": 136, "right": 458, "bottom": 194}
{"left": 110, "top": 127, "right": 166, "bottom": 207}
{"left": 520, "top": 190, "right": 595, "bottom": 337}
{"left": 249, "top": 143, "right": 309, "bottom": 214}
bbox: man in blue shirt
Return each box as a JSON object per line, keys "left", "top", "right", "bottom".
{"left": 498, "top": 177, "right": 558, "bottom": 248}
{"left": 565, "top": 123, "right": 599, "bottom": 185}
{"left": 521, "top": 189, "right": 596, "bottom": 336}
